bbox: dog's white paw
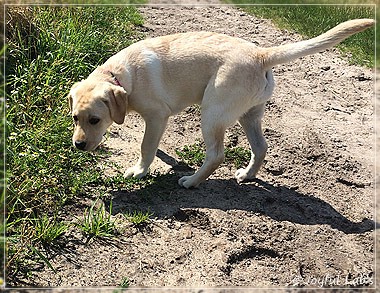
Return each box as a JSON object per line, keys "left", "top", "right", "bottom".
{"left": 235, "top": 168, "right": 253, "bottom": 183}
{"left": 124, "top": 165, "right": 148, "bottom": 179}
{"left": 178, "top": 175, "right": 199, "bottom": 189}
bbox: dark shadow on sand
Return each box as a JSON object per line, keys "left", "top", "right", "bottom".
{"left": 105, "top": 149, "right": 376, "bottom": 235}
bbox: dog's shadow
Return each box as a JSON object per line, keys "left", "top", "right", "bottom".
{"left": 105, "top": 150, "right": 376, "bottom": 235}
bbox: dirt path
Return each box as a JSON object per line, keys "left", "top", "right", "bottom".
{"left": 29, "top": 3, "right": 375, "bottom": 290}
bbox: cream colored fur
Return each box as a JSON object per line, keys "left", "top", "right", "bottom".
{"left": 69, "top": 19, "right": 374, "bottom": 188}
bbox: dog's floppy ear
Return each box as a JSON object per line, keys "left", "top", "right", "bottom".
{"left": 106, "top": 86, "right": 128, "bottom": 124}
{"left": 68, "top": 93, "right": 73, "bottom": 111}
{"left": 68, "top": 82, "right": 80, "bottom": 111}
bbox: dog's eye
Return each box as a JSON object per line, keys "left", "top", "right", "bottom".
{"left": 73, "top": 115, "right": 79, "bottom": 124}
{"left": 89, "top": 117, "right": 100, "bottom": 125}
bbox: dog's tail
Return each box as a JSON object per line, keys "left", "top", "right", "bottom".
{"left": 262, "top": 19, "right": 374, "bottom": 69}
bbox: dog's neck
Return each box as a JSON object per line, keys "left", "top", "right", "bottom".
{"left": 91, "top": 67, "right": 123, "bottom": 88}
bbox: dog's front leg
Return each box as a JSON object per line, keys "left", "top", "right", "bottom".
{"left": 178, "top": 109, "right": 227, "bottom": 188}
{"left": 125, "top": 115, "right": 168, "bottom": 179}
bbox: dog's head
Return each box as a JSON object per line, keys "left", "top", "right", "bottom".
{"left": 68, "top": 80, "right": 128, "bottom": 151}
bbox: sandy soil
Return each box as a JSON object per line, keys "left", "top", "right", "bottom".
{"left": 11, "top": 2, "right": 376, "bottom": 291}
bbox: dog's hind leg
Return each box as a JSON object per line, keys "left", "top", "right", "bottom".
{"left": 235, "top": 103, "right": 267, "bottom": 182}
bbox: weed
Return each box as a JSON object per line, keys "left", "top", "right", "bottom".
{"left": 111, "top": 276, "right": 130, "bottom": 293}
{"left": 176, "top": 143, "right": 251, "bottom": 169}
{"left": 76, "top": 200, "right": 116, "bottom": 240}
{"left": 32, "top": 215, "right": 68, "bottom": 246}
{"left": 175, "top": 142, "right": 205, "bottom": 167}
{"left": 224, "top": 146, "right": 251, "bottom": 169}
{"left": 120, "top": 276, "right": 130, "bottom": 288}
{"left": 102, "top": 173, "right": 141, "bottom": 190}
{"left": 124, "top": 210, "right": 153, "bottom": 226}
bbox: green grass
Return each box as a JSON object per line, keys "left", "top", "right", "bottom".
{"left": 112, "top": 276, "right": 130, "bottom": 293}
{"left": 176, "top": 142, "right": 251, "bottom": 169}
{"left": 7, "top": 6, "right": 144, "bottom": 216}
{"left": 120, "top": 277, "right": 130, "bottom": 288}
{"left": 75, "top": 200, "right": 117, "bottom": 240}
{"left": 1, "top": 41, "right": 5, "bottom": 287}
{"left": 176, "top": 142, "right": 206, "bottom": 168}
{"left": 226, "top": 0, "right": 376, "bottom": 68}
{"left": 5, "top": 5, "right": 145, "bottom": 284}
{"left": 32, "top": 215, "right": 68, "bottom": 246}
{"left": 224, "top": 146, "right": 252, "bottom": 169}
{"left": 124, "top": 210, "right": 153, "bottom": 226}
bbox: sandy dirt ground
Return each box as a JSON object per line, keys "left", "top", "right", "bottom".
{"left": 10, "top": 2, "right": 377, "bottom": 292}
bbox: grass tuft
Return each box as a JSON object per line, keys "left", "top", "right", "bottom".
{"left": 75, "top": 200, "right": 117, "bottom": 240}
{"left": 224, "top": 146, "right": 251, "bottom": 169}
{"left": 175, "top": 142, "right": 205, "bottom": 168}
{"left": 176, "top": 142, "right": 251, "bottom": 169}
{"left": 124, "top": 210, "right": 153, "bottom": 226}
{"left": 32, "top": 215, "right": 68, "bottom": 246}
{"left": 120, "top": 276, "right": 130, "bottom": 288}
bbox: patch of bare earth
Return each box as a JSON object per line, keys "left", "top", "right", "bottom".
{"left": 24, "top": 2, "right": 376, "bottom": 291}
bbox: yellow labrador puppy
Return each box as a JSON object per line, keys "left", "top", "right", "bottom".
{"left": 69, "top": 19, "right": 374, "bottom": 188}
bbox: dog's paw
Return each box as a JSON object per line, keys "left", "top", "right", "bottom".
{"left": 178, "top": 175, "right": 199, "bottom": 189}
{"left": 235, "top": 168, "right": 254, "bottom": 183}
{"left": 124, "top": 165, "right": 148, "bottom": 179}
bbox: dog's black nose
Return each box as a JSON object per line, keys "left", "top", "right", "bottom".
{"left": 75, "top": 141, "right": 87, "bottom": 150}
